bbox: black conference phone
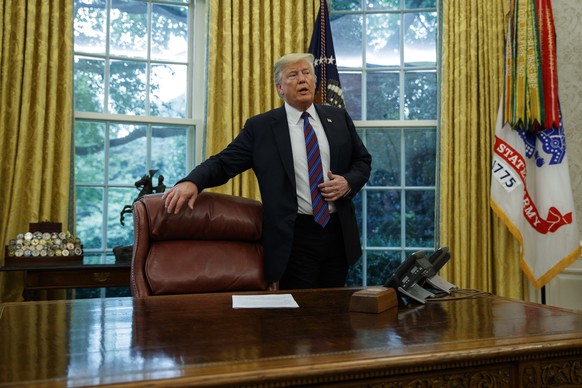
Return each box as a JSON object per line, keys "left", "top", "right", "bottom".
{"left": 384, "top": 247, "right": 456, "bottom": 304}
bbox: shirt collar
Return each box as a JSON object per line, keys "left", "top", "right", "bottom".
{"left": 284, "top": 102, "right": 317, "bottom": 125}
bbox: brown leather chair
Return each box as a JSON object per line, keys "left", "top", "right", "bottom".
{"left": 130, "top": 192, "right": 277, "bottom": 297}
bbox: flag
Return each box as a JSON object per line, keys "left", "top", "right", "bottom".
{"left": 308, "top": 0, "right": 345, "bottom": 109}
{"left": 491, "top": 0, "right": 580, "bottom": 288}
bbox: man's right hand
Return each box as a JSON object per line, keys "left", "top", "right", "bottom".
{"left": 161, "top": 181, "right": 199, "bottom": 214}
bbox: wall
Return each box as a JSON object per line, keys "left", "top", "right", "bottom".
{"left": 544, "top": 0, "right": 582, "bottom": 310}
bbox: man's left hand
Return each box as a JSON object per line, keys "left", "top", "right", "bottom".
{"left": 319, "top": 171, "right": 350, "bottom": 202}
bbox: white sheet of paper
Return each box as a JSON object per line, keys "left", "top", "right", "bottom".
{"left": 232, "top": 294, "right": 299, "bottom": 309}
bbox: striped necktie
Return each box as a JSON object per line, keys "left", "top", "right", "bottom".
{"left": 302, "top": 112, "right": 330, "bottom": 227}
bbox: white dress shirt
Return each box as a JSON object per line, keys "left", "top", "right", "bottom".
{"left": 284, "top": 103, "right": 336, "bottom": 214}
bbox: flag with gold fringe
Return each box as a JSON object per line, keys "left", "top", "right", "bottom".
{"left": 308, "top": 0, "right": 345, "bottom": 109}
{"left": 491, "top": 0, "right": 580, "bottom": 288}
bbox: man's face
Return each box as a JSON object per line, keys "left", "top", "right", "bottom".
{"left": 276, "top": 60, "right": 316, "bottom": 112}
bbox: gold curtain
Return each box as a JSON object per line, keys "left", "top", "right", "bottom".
{"left": 440, "top": 0, "right": 526, "bottom": 299}
{"left": 0, "top": 0, "right": 74, "bottom": 302}
{"left": 206, "top": 0, "right": 318, "bottom": 200}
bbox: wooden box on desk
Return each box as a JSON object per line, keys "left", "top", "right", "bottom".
{"left": 350, "top": 286, "right": 398, "bottom": 313}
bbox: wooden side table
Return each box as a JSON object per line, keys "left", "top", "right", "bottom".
{"left": 0, "top": 257, "right": 131, "bottom": 300}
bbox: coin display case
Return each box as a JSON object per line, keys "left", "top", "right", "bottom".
{"left": 4, "top": 222, "right": 83, "bottom": 266}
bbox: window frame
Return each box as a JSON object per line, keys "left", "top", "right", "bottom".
{"left": 73, "top": 0, "right": 206, "bottom": 267}
{"left": 330, "top": 0, "right": 440, "bottom": 286}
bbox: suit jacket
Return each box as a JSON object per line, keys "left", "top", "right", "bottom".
{"left": 184, "top": 104, "right": 372, "bottom": 282}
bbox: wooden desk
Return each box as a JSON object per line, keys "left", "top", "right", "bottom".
{"left": 1, "top": 288, "right": 582, "bottom": 387}
{"left": 0, "top": 257, "right": 130, "bottom": 298}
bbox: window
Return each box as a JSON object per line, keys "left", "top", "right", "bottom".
{"left": 73, "top": 0, "right": 204, "bottom": 291}
{"left": 330, "top": 0, "right": 439, "bottom": 286}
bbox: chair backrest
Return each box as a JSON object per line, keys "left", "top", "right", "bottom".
{"left": 131, "top": 192, "right": 275, "bottom": 297}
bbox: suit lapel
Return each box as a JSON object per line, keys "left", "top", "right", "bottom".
{"left": 271, "top": 106, "right": 296, "bottom": 187}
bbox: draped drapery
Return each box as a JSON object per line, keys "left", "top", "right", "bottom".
{"left": 0, "top": 0, "right": 74, "bottom": 302}
{"left": 440, "top": 0, "right": 527, "bottom": 299}
{"left": 206, "top": 0, "right": 318, "bottom": 200}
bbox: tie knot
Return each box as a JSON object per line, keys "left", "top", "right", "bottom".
{"left": 302, "top": 111, "right": 310, "bottom": 120}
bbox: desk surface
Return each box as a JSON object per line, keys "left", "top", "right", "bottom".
{"left": 1, "top": 288, "right": 582, "bottom": 387}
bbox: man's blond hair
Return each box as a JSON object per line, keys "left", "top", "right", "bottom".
{"left": 273, "top": 53, "right": 315, "bottom": 85}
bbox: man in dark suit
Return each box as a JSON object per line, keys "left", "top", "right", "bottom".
{"left": 162, "top": 53, "right": 371, "bottom": 289}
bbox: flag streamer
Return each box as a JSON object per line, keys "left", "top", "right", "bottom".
{"left": 504, "top": 0, "right": 560, "bottom": 131}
